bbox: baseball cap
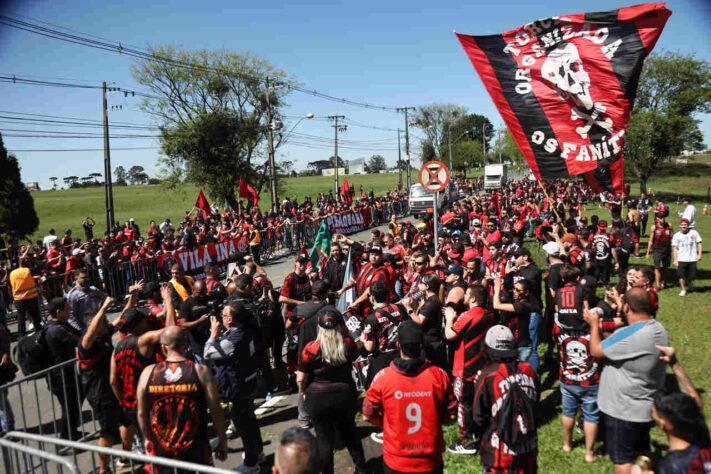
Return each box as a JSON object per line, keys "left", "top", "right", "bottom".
{"left": 72, "top": 248, "right": 85, "bottom": 256}
{"left": 598, "top": 220, "right": 609, "bottom": 230}
{"left": 451, "top": 230, "right": 462, "bottom": 238}
{"left": 484, "top": 325, "right": 517, "bottom": 358}
{"left": 472, "top": 218, "right": 481, "bottom": 227}
{"left": 296, "top": 253, "right": 310, "bottom": 264}
{"left": 398, "top": 320, "right": 424, "bottom": 346}
{"left": 580, "top": 275, "right": 597, "bottom": 290}
{"left": 317, "top": 308, "right": 343, "bottom": 329}
{"left": 680, "top": 218, "right": 690, "bottom": 225}
{"left": 444, "top": 263, "right": 464, "bottom": 278}
{"left": 404, "top": 220, "right": 411, "bottom": 225}
{"left": 561, "top": 233, "right": 577, "bottom": 244}
{"left": 120, "top": 307, "right": 146, "bottom": 333}
{"left": 369, "top": 245, "right": 383, "bottom": 254}
{"left": 416, "top": 222, "right": 427, "bottom": 230}
{"left": 129, "top": 218, "right": 135, "bottom": 222}
{"left": 542, "top": 241, "right": 561, "bottom": 256}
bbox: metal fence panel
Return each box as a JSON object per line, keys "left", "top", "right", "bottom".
{"left": 4, "top": 431, "right": 236, "bottom": 474}
{"left": 0, "top": 436, "right": 80, "bottom": 474}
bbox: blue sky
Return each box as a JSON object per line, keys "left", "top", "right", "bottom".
{"left": 1, "top": 0, "right": 709, "bottom": 189}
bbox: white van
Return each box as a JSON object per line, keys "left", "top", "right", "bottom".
{"left": 408, "top": 184, "right": 445, "bottom": 219}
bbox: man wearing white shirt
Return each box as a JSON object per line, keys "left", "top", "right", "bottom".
{"left": 680, "top": 197, "right": 696, "bottom": 229}
{"left": 672, "top": 218, "right": 702, "bottom": 296}
{"left": 43, "top": 228, "right": 58, "bottom": 251}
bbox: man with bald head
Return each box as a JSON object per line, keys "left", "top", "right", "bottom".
{"left": 137, "top": 325, "right": 228, "bottom": 469}
{"left": 178, "top": 279, "right": 210, "bottom": 362}
{"left": 585, "top": 287, "right": 669, "bottom": 474}
{"left": 273, "top": 426, "right": 320, "bottom": 474}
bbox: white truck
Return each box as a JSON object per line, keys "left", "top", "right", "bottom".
{"left": 484, "top": 164, "right": 507, "bottom": 190}
{"left": 408, "top": 183, "right": 445, "bottom": 219}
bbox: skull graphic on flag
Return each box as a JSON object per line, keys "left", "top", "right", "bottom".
{"left": 456, "top": 3, "right": 671, "bottom": 194}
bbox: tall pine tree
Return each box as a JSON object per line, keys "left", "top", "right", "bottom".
{"left": 0, "top": 134, "right": 39, "bottom": 239}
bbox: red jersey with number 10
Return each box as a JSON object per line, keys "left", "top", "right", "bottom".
{"left": 363, "top": 360, "right": 455, "bottom": 473}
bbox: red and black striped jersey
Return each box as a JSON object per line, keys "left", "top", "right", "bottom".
{"left": 451, "top": 307, "right": 495, "bottom": 381}
{"left": 362, "top": 303, "right": 406, "bottom": 354}
{"left": 280, "top": 272, "right": 311, "bottom": 319}
{"left": 472, "top": 362, "right": 538, "bottom": 471}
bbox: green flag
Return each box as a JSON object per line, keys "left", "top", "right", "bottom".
{"left": 309, "top": 221, "right": 332, "bottom": 270}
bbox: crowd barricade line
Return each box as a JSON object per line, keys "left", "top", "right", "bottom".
{"left": 0, "top": 359, "right": 99, "bottom": 446}
{"left": 3, "top": 431, "right": 237, "bottom": 474}
{"left": 0, "top": 435, "right": 80, "bottom": 474}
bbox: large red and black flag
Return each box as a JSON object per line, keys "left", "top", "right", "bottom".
{"left": 456, "top": 3, "right": 670, "bottom": 194}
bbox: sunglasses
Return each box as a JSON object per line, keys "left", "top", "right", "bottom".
{"left": 414, "top": 261, "right": 426, "bottom": 265}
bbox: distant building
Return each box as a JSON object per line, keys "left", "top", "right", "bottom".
{"left": 349, "top": 158, "right": 366, "bottom": 174}
{"left": 25, "top": 182, "right": 41, "bottom": 191}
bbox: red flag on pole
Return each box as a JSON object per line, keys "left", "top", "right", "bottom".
{"left": 341, "top": 178, "right": 351, "bottom": 203}
{"left": 195, "top": 189, "right": 211, "bottom": 219}
{"left": 238, "top": 177, "right": 260, "bottom": 206}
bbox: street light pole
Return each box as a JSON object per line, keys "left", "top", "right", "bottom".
{"left": 265, "top": 77, "right": 278, "bottom": 212}
{"left": 397, "top": 107, "right": 416, "bottom": 191}
{"left": 448, "top": 123, "right": 453, "bottom": 188}
{"left": 328, "top": 115, "right": 346, "bottom": 199}
{"left": 102, "top": 81, "right": 115, "bottom": 233}
{"left": 397, "top": 129, "right": 403, "bottom": 188}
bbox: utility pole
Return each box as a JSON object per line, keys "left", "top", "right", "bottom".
{"left": 397, "top": 107, "right": 416, "bottom": 191}
{"left": 397, "top": 129, "right": 403, "bottom": 188}
{"left": 265, "top": 77, "right": 278, "bottom": 212}
{"left": 328, "top": 115, "right": 346, "bottom": 198}
{"left": 102, "top": 82, "right": 115, "bottom": 233}
{"left": 482, "top": 123, "right": 488, "bottom": 163}
{"left": 448, "top": 123, "right": 453, "bottom": 189}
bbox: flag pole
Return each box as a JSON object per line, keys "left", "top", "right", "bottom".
{"left": 537, "top": 178, "right": 563, "bottom": 223}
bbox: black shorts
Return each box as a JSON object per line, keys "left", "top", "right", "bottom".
{"left": 89, "top": 396, "right": 122, "bottom": 442}
{"left": 677, "top": 261, "right": 697, "bottom": 279}
{"left": 653, "top": 253, "right": 670, "bottom": 269}
{"left": 605, "top": 414, "right": 653, "bottom": 464}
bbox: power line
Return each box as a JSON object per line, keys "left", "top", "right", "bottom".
{"left": 0, "top": 109, "right": 157, "bottom": 127}
{"left": 8, "top": 146, "right": 160, "bottom": 152}
{"left": 0, "top": 14, "right": 402, "bottom": 112}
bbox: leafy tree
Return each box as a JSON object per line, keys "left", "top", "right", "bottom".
{"left": 88, "top": 172, "right": 102, "bottom": 184}
{"left": 65, "top": 176, "right": 79, "bottom": 187}
{"left": 114, "top": 166, "right": 127, "bottom": 183}
{"left": 307, "top": 157, "right": 345, "bottom": 175}
{"left": 411, "top": 103, "right": 467, "bottom": 163}
{"left": 128, "top": 165, "right": 147, "bottom": 184}
{"left": 0, "top": 134, "right": 39, "bottom": 239}
{"left": 132, "top": 45, "right": 291, "bottom": 207}
{"left": 624, "top": 51, "right": 711, "bottom": 193}
{"left": 366, "top": 154, "right": 387, "bottom": 173}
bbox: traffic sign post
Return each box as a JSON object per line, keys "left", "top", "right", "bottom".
{"left": 418, "top": 161, "right": 450, "bottom": 249}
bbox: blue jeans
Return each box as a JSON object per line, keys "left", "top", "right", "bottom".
{"left": 518, "top": 345, "right": 537, "bottom": 375}
{"left": 528, "top": 312, "right": 541, "bottom": 374}
{"left": 561, "top": 384, "right": 600, "bottom": 424}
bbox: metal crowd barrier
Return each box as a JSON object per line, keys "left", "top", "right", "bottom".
{"left": 0, "top": 359, "right": 98, "bottom": 444}
{"left": 3, "top": 431, "right": 236, "bottom": 474}
{"left": 0, "top": 436, "right": 80, "bottom": 474}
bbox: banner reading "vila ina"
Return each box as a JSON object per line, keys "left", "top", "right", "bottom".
{"left": 157, "top": 236, "right": 250, "bottom": 273}
{"left": 325, "top": 208, "right": 372, "bottom": 235}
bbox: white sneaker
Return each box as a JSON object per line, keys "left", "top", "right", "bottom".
{"left": 370, "top": 432, "right": 384, "bottom": 444}
{"left": 241, "top": 451, "right": 266, "bottom": 464}
{"left": 679, "top": 290, "right": 687, "bottom": 297}
{"left": 234, "top": 462, "right": 261, "bottom": 474}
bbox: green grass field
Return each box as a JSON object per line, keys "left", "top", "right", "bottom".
{"left": 25, "top": 166, "right": 711, "bottom": 473}
{"left": 27, "top": 172, "right": 409, "bottom": 241}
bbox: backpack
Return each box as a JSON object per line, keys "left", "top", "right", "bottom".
{"left": 497, "top": 363, "right": 537, "bottom": 453}
{"left": 13, "top": 325, "right": 52, "bottom": 377}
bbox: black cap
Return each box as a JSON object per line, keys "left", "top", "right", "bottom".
{"left": 398, "top": 320, "right": 424, "bottom": 346}
{"left": 296, "top": 253, "right": 310, "bottom": 264}
{"left": 369, "top": 245, "right": 383, "bottom": 254}
{"left": 317, "top": 307, "right": 343, "bottom": 329}
{"left": 120, "top": 307, "right": 146, "bottom": 333}
{"left": 312, "top": 280, "right": 329, "bottom": 298}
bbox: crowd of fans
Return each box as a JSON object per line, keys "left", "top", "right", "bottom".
{"left": 0, "top": 175, "right": 707, "bottom": 474}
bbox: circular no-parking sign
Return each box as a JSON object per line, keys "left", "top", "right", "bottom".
{"left": 418, "top": 161, "right": 450, "bottom": 193}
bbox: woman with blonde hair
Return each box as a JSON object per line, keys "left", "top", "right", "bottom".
{"left": 297, "top": 307, "right": 368, "bottom": 474}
